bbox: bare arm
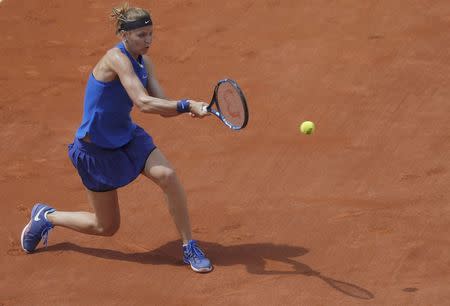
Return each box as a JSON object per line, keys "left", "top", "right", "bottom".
{"left": 143, "top": 56, "right": 166, "bottom": 99}
{"left": 143, "top": 56, "right": 178, "bottom": 117}
{"left": 106, "top": 49, "right": 207, "bottom": 117}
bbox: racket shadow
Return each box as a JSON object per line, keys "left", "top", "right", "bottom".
{"left": 44, "top": 240, "right": 373, "bottom": 300}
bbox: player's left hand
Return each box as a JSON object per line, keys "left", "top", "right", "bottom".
{"left": 189, "top": 100, "right": 209, "bottom": 118}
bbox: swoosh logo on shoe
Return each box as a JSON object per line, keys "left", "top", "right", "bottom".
{"left": 34, "top": 207, "right": 46, "bottom": 222}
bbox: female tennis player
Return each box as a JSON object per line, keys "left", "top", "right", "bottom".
{"left": 20, "top": 3, "right": 212, "bottom": 273}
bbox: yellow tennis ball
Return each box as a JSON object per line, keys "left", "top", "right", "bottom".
{"left": 299, "top": 121, "right": 315, "bottom": 135}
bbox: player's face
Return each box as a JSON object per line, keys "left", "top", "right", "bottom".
{"left": 124, "top": 26, "right": 153, "bottom": 55}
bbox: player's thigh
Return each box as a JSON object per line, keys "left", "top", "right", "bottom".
{"left": 142, "top": 148, "right": 176, "bottom": 185}
{"left": 86, "top": 188, "right": 120, "bottom": 228}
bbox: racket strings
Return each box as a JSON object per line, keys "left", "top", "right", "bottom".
{"left": 217, "top": 83, "right": 246, "bottom": 127}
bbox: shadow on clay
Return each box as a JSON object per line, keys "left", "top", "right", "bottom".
{"left": 44, "top": 240, "right": 374, "bottom": 300}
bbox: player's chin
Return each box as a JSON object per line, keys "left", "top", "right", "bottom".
{"left": 142, "top": 46, "right": 150, "bottom": 54}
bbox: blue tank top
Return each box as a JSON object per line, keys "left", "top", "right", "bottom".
{"left": 75, "top": 42, "right": 149, "bottom": 148}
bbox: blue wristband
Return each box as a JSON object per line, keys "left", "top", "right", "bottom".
{"left": 176, "top": 99, "right": 191, "bottom": 113}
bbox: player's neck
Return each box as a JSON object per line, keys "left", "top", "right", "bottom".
{"left": 123, "top": 42, "right": 139, "bottom": 60}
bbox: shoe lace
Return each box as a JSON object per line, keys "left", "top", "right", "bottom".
{"left": 187, "top": 240, "right": 206, "bottom": 261}
{"left": 41, "top": 226, "right": 53, "bottom": 248}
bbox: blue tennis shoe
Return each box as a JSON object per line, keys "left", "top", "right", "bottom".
{"left": 21, "top": 203, "right": 56, "bottom": 253}
{"left": 183, "top": 240, "right": 213, "bottom": 273}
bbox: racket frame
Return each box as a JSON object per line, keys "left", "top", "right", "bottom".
{"left": 205, "top": 78, "right": 249, "bottom": 130}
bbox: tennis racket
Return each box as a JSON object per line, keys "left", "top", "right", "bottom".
{"left": 202, "top": 79, "right": 249, "bottom": 130}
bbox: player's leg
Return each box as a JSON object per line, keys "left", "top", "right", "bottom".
{"left": 142, "top": 148, "right": 192, "bottom": 243}
{"left": 21, "top": 189, "right": 120, "bottom": 253}
{"left": 142, "top": 148, "right": 212, "bottom": 272}
{"left": 48, "top": 189, "right": 120, "bottom": 236}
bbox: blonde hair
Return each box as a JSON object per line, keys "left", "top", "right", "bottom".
{"left": 111, "top": 3, "right": 151, "bottom": 33}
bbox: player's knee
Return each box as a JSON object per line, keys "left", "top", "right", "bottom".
{"left": 154, "top": 168, "right": 177, "bottom": 190}
{"left": 96, "top": 222, "right": 120, "bottom": 236}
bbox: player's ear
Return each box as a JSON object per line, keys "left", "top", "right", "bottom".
{"left": 118, "top": 30, "right": 127, "bottom": 41}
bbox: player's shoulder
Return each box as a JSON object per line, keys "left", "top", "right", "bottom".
{"left": 106, "top": 47, "right": 127, "bottom": 61}
{"left": 104, "top": 47, "right": 131, "bottom": 68}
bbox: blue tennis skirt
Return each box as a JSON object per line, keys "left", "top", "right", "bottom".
{"left": 68, "top": 125, "right": 157, "bottom": 192}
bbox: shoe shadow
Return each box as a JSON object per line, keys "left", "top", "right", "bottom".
{"left": 44, "top": 240, "right": 374, "bottom": 300}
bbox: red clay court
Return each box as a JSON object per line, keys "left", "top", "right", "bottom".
{"left": 1, "top": 1, "right": 450, "bottom": 305}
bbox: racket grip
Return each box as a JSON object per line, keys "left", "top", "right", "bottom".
{"left": 202, "top": 105, "right": 208, "bottom": 112}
